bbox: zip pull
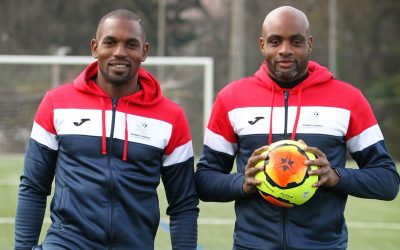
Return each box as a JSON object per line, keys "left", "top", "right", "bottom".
{"left": 112, "top": 98, "right": 118, "bottom": 110}
{"left": 284, "top": 90, "right": 289, "bottom": 101}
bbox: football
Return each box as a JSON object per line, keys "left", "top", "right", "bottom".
{"left": 254, "top": 140, "right": 318, "bottom": 207}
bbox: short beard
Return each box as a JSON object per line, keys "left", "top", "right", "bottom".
{"left": 100, "top": 68, "right": 132, "bottom": 86}
{"left": 274, "top": 70, "right": 299, "bottom": 80}
{"left": 269, "top": 57, "right": 309, "bottom": 82}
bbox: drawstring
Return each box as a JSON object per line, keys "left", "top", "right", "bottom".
{"left": 99, "top": 80, "right": 139, "bottom": 160}
{"left": 122, "top": 83, "right": 139, "bottom": 161}
{"left": 100, "top": 98, "right": 107, "bottom": 155}
{"left": 291, "top": 86, "right": 303, "bottom": 141}
{"left": 122, "top": 100, "right": 130, "bottom": 161}
{"left": 100, "top": 98, "right": 129, "bottom": 161}
{"left": 268, "top": 84, "right": 303, "bottom": 145}
{"left": 268, "top": 84, "right": 275, "bottom": 145}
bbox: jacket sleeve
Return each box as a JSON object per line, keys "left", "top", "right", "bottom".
{"left": 335, "top": 90, "right": 399, "bottom": 200}
{"left": 15, "top": 93, "right": 58, "bottom": 250}
{"left": 161, "top": 111, "right": 199, "bottom": 250}
{"left": 195, "top": 94, "right": 247, "bottom": 202}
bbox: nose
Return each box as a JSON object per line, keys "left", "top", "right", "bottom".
{"left": 113, "top": 44, "right": 127, "bottom": 57}
{"left": 279, "top": 41, "right": 293, "bottom": 56}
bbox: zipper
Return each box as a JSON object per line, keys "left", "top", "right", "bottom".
{"left": 282, "top": 208, "right": 288, "bottom": 250}
{"left": 107, "top": 97, "right": 118, "bottom": 249}
{"left": 283, "top": 90, "right": 289, "bottom": 138}
{"left": 282, "top": 91, "right": 289, "bottom": 250}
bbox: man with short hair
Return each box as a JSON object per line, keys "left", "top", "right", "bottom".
{"left": 15, "top": 9, "right": 198, "bottom": 250}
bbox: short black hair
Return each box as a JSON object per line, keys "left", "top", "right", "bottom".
{"left": 96, "top": 9, "right": 145, "bottom": 39}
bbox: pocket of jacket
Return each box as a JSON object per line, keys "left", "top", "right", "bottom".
{"left": 60, "top": 186, "right": 69, "bottom": 211}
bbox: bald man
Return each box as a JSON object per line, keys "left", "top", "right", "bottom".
{"left": 195, "top": 6, "right": 399, "bottom": 250}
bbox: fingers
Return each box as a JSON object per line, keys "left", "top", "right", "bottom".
{"left": 310, "top": 168, "right": 330, "bottom": 187}
{"left": 303, "top": 145, "right": 326, "bottom": 160}
{"left": 311, "top": 168, "right": 340, "bottom": 187}
{"left": 307, "top": 160, "right": 331, "bottom": 187}
{"left": 304, "top": 146, "right": 328, "bottom": 172}
{"left": 303, "top": 145, "right": 338, "bottom": 188}
{"left": 243, "top": 146, "right": 269, "bottom": 194}
{"left": 246, "top": 155, "right": 266, "bottom": 171}
{"left": 252, "top": 145, "right": 269, "bottom": 157}
{"left": 298, "top": 139, "right": 306, "bottom": 146}
{"left": 246, "top": 146, "right": 268, "bottom": 170}
{"left": 245, "top": 153, "right": 265, "bottom": 184}
{"left": 306, "top": 157, "right": 328, "bottom": 170}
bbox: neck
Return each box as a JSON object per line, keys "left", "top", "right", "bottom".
{"left": 95, "top": 75, "right": 140, "bottom": 98}
{"left": 271, "top": 72, "right": 309, "bottom": 89}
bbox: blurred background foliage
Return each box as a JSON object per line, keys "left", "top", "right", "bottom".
{"left": 0, "top": 0, "right": 399, "bottom": 159}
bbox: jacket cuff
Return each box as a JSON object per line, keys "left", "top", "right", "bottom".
{"left": 333, "top": 168, "right": 348, "bottom": 192}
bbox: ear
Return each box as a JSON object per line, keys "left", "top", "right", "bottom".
{"left": 91, "top": 39, "right": 98, "bottom": 58}
{"left": 141, "top": 42, "right": 150, "bottom": 62}
{"left": 259, "top": 37, "right": 266, "bottom": 57}
{"left": 307, "top": 36, "right": 313, "bottom": 55}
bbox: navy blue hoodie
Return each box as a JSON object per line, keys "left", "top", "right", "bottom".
{"left": 15, "top": 62, "right": 199, "bottom": 250}
{"left": 195, "top": 61, "right": 399, "bottom": 250}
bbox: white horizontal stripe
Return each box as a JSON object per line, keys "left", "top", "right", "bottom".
{"left": 158, "top": 218, "right": 400, "bottom": 229}
{"left": 0, "top": 217, "right": 51, "bottom": 224}
{"left": 198, "top": 218, "right": 235, "bottom": 225}
{"left": 162, "top": 141, "right": 193, "bottom": 167}
{"left": 54, "top": 108, "right": 172, "bottom": 149}
{"left": 346, "top": 221, "right": 400, "bottom": 230}
{"left": 115, "top": 112, "right": 172, "bottom": 149}
{"left": 0, "top": 180, "right": 20, "bottom": 186}
{"left": 228, "top": 106, "right": 350, "bottom": 137}
{"left": 228, "top": 107, "right": 270, "bottom": 135}
{"left": 347, "top": 124, "right": 383, "bottom": 153}
{"left": 2, "top": 217, "right": 400, "bottom": 230}
{"left": 31, "top": 122, "right": 58, "bottom": 150}
{"left": 297, "top": 106, "right": 350, "bottom": 135}
{"left": 54, "top": 108, "right": 103, "bottom": 137}
{"left": 204, "top": 128, "right": 237, "bottom": 156}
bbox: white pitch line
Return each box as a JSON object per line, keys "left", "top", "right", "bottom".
{"left": 0, "top": 180, "right": 20, "bottom": 186}
{"left": 347, "top": 221, "right": 400, "bottom": 230}
{"left": 198, "top": 218, "right": 235, "bottom": 225}
{"left": 0, "top": 217, "right": 51, "bottom": 224}
{"left": 3, "top": 217, "right": 399, "bottom": 230}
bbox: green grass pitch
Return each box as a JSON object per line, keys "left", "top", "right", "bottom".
{"left": 1, "top": 154, "right": 399, "bottom": 249}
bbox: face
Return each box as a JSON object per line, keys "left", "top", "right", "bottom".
{"left": 91, "top": 18, "right": 148, "bottom": 86}
{"left": 259, "top": 11, "right": 312, "bottom": 82}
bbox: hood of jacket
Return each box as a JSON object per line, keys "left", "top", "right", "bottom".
{"left": 72, "top": 61, "right": 165, "bottom": 161}
{"left": 73, "top": 61, "right": 164, "bottom": 107}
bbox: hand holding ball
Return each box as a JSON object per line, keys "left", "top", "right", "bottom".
{"left": 254, "top": 140, "right": 318, "bottom": 207}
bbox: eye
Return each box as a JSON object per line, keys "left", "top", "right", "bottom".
{"left": 102, "top": 39, "right": 114, "bottom": 47}
{"left": 292, "top": 40, "right": 304, "bottom": 47}
{"left": 128, "top": 42, "right": 139, "bottom": 48}
{"left": 268, "top": 39, "right": 281, "bottom": 47}
{"left": 127, "top": 40, "right": 141, "bottom": 49}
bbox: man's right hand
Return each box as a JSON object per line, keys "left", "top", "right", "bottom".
{"left": 242, "top": 146, "right": 269, "bottom": 194}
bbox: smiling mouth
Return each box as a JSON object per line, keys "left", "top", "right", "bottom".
{"left": 109, "top": 63, "right": 131, "bottom": 73}
{"left": 108, "top": 60, "right": 131, "bottom": 67}
{"left": 109, "top": 63, "right": 130, "bottom": 68}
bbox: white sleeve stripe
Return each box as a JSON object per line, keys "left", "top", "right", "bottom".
{"left": 204, "top": 128, "right": 237, "bottom": 156}
{"left": 30, "top": 122, "right": 58, "bottom": 150}
{"left": 162, "top": 141, "right": 194, "bottom": 167}
{"left": 347, "top": 124, "right": 383, "bottom": 153}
